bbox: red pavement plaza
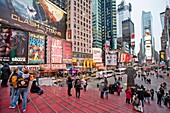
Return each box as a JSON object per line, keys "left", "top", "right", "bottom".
{"left": 0, "top": 85, "right": 170, "bottom": 113}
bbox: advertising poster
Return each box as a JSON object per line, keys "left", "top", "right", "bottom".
{"left": 160, "top": 50, "right": 165, "bottom": 62}
{"left": 106, "top": 54, "right": 117, "bottom": 66}
{"left": 0, "top": 0, "right": 66, "bottom": 38}
{"left": 63, "top": 41, "right": 72, "bottom": 63}
{"left": 47, "top": 36, "right": 51, "bottom": 64}
{"left": 93, "top": 48, "right": 102, "bottom": 63}
{"left": 51, "top": 38, "right": 63, "bottom": 63}
{"left": 28, "top": 32, "right": 45, "bottom": 64}
{"left": 0, "top": 28, "right": 28, "bottom": 64}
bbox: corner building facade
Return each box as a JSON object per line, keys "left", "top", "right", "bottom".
{"left": 66, "top": 0, "right": 93, "bottom": 68}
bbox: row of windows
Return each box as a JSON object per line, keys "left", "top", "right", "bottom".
{"left": 74, "top": 47, "right": 91, "bottom": 53}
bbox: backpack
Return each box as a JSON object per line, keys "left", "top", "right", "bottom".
{"left": 76, "top": 79, "right": 81, "bottom": 86}
{"left": 17, "top": 74, "right": 30, "bottom": 89}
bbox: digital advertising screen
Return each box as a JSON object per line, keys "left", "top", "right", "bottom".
{"left": 0, "top": 0, "right": 66, "bottom": 38}
{"left": 0, "top": 28, "right": 28, "bottom": 64}
{"left": 28, "top": 32, "right": 45, "bottom": 64}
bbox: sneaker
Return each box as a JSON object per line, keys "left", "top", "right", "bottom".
{"left": 23, "top": 109, "right": 26, "bottom": 112}
{"left": 9, "top": 106, "right": 16, "bottom": 109}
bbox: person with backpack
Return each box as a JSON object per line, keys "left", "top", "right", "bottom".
{"left": 74, "top": 76, "right": 81, "bottom": 98}
{"left": 9, "top": 69, "right": 30, "bottom": 112}
{"left": 9, "top": 68, "right": 19, "bottom": 105}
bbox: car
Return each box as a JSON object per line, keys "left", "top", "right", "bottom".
{"left": 114, "top": 68, "right": 126, "bottom": 75}
{"left": 96, "top": 70, "right": 114, "bottom": 79}
{"left": 91, "top": 73, "right": 96, "bottom": 77}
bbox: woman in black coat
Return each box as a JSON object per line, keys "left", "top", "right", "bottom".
{"left": 30, "top": 81, "right": 41, "bottom": 93}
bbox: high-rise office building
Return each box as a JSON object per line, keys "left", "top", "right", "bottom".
{"left": 92, "top": 0, "right": 102, "bottom": 48}
{"left": 122, "top": 19, "right": 134, "bottom": 53}
{"left": 66, "top": 0, "right": 92, "bottom": 62}
{"left": 141, "top": 11, "right": 153, "bottom": 62}
{"left": 101, "top": 0, "right": 117, "bottom": 50}
{"left": 117, "top": 0, "right": 132, "bottom": 37}
{"left": 142, "top": 11, "right": 153, "bottom": 38}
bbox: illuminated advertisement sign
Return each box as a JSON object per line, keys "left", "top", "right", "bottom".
{"left": 63, "top": 41, "right": 72, "bottom": 63}
{"left": 51, "top": 38, "right": 63, "bottom": 63}
{"left": 28, "top": 32, "right": 45, "bottom": 64}
{"left": 160, "top": 50, "right": 165, "bottom": 62}
{"left": 0, "top": 0, "right": 66, "bottom": 38}
{"left": 0, "top": 28, "right": 28, "bottom": 64}
{"left": 93, "top": 48, "right": 102, "bottom": 63}
{"left": 145, "top": 43, "right": 152, "bottom": 60}
{"left": 106, "top": 54, "right": 117, "bottom": 66}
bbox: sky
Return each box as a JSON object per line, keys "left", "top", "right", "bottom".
{"left": 116, "top": 0, "right": 167, "bottom": 54}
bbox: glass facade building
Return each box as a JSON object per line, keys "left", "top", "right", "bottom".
{"left": 101, "top": 0, "right": 117, "bottom": 50}
{"left": 49, "top": 0, "right": 66, "bottom": 11}
{"left": 92, "top": 0, "right": 102, "bottom": 48}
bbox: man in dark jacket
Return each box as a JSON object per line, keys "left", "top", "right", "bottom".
{"left": 1, "top": 63, "right": 11, "bottom": 87}
{"left": 66, "top": 75, "right": 73, "bottom": 96}
{"left": 137, "top": 87, "right": 145, "bottom": 108}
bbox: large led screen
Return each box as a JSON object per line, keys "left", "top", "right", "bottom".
{"left": 28, "top": 32, "right": 45, "bottom": 64}
{"left": 0, "top": 0, "right": 66, "bottom": 38}
{"left": 0, "top": 28, "right": 28, "bottom": 64}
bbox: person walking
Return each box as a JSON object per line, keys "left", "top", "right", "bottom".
{"left": 150, "top": 89, "right": 154, "bottom": 100}
{"left": 99, "top": 81, "right": 105, "bottom": 99}
{"left": 66, "top": 75, "right": 73, "bottom": 96}
{"left": 125, "top": 87, "right": 132, "bottom": 104}
{"left": 1, "top": 63, "right": 11, "bottom": 87}
{"left": 137, "top": 87, "right": 145, "bottom": 109}
{"left": 74, "top": 76, "right": 81, "bottom": 98}
{"left": 145, "top": 89, "right": 151, "bottom": 104}
{"left": 9, "top": 68, "right": 19, "bottom": 105}
{"left": 157, "top": 91, "right": 162, "bottom": 106}
{"left": 9, "top": 69, "right": 30, "bottom": 112}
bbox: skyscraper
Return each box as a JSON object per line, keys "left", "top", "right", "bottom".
{"left": 117, "top": 0, "right": 132, "bottom": 37}
{"left": 101, "top": 0, "right": 117, "bottom": 50}
{"left": 66, "top": 0, "right": 92, "bottom": 65}
{"left": 141, "top": 11, "right": 153, "bottom": 62}
{"left": 92, "top": 0, "right": 102, "bottom": 48}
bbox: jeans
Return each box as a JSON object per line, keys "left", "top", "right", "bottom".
{"left": 11, "top": 88, "right": 28, "bottom": 110}
{"left": 145, "top": 97, "right": 150, "bottom": 103}
{"left": 1, "top": 79, "right": 8, "bottom": 86}
{"left": 36, "top": 77, "right": 39, "bottom": 86}
{"left": 140, "top": 99, "right": 144, "bottom": 107}
{"left": 10, "top": 86, "right": 17, "bottom": 105}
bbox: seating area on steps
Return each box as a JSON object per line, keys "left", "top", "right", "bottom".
{"left": 0, "top": 86, "right": 170, "bottom": 113}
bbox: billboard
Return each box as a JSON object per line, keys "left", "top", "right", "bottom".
{"left": 93, "top": 48, "right": 102, "bottom": 63}
{"left": 28, "top": 32, "right": 45, "bottom": 64}
{"left": 106, "top": 54, "right": 117, "bottom": 66}
{"left": 47, "top": 36, "right": 63, "bottom": 64}
{"left": 0, "top": 28, "right": 28, "bottom": 64}
{"left": 63, "top": 41, "right": 72, "bottom": 63}
{"left": 145, "top": 43, "right": 152, "bottom": 60}
{"left": 160, "top": 50, "right": 165, "bottom": 62}
{"left": 0, "top": 0, "right": 66, "bottom": 38}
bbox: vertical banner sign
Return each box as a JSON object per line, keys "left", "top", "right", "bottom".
{"left": 51, "top": 38, "right": 62, "bottom": 63}
{"left": 63, "top": 41, "right": 72, "bottom": 63}
{"left": 47, "top": 36, "right": 51, "bottom": 64}
{"left": 0, "top": 28, "right": 28, "bottom": 64}
{"left": 28, "top": 33, "right": 45, "bottom": 64}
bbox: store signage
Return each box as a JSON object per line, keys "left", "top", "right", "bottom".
{"left": 0, "top": 0, "right": 66, "bottom": 38}
{"left": 0, "top": 29, "right": 28, "bottom": 64}
{"left": 42, "top": 64, "right": 66, "bottom": 70}
{"left": 28, "top": 32, "right": 45, "bottom": 64}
